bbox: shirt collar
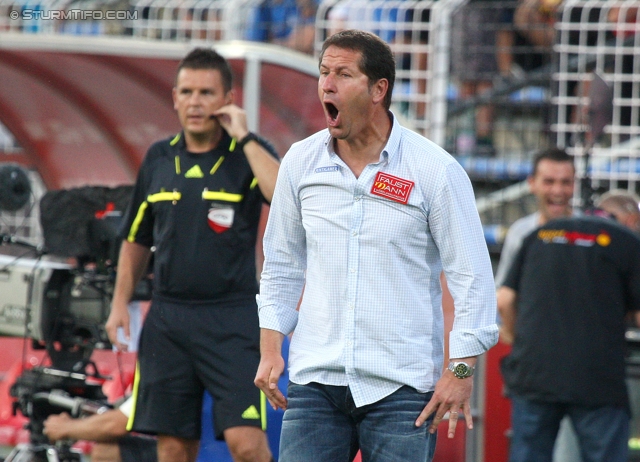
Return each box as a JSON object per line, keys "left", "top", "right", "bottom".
{"left": 172, "top": 130, "right": 233, "bottom": 153}
{"left": 383, "top": 111, "right": 402, "bottom": 163}
{"left": 323, "top": 111, "right": 402, "bottom": 165}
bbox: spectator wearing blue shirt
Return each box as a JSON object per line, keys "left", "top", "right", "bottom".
{"left": 246, "top": 0, "right": 317, "bottom": 54}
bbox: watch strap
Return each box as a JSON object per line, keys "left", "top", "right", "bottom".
{"left": 236, "top": 132, "right": 258, "bottom": 152}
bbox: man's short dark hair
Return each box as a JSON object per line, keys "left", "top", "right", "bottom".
{"left": 176, "top": 47, "right": 233, "bottom": 93}
{"left": 531, "top": 148, "right": 575, "bottom": 176}
{"left": 320, "top": 29, "right": 396, "bottom": 111}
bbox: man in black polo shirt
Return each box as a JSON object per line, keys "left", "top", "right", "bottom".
{"left": 105, "top": 48, "right": 279, "bottom": 462}
{"left": 497, "top": 192, "right": 640, "bottom": 462}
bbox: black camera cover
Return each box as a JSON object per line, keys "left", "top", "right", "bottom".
{"left": 39, "top": 185, "right": 133, "bottom": 261}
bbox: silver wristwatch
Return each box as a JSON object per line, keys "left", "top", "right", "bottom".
{"left": 448, "top": 361, "right": 475, "bottom": 379}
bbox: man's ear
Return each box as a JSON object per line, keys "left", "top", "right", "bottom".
{"left": 172, "top": 87, "right": 179, "bottom": 111}
{"left": 372, "top": 79, "right": 389, "bottom": 106}
{"left": 225, "top": 89, "right": 235, "bottom": 105}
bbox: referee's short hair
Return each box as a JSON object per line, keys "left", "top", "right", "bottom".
{"left": 176, "top": 47, "right": 233, "bottom": 93}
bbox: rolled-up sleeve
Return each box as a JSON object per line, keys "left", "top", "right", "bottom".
{"left": 257, "top": 153, "right": 307, "bottom": 336}
{"left": 430, "top": 162, "right": 499, "bottom": 358}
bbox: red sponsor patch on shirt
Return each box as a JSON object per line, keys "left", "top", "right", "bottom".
{"left": 208, "top": 206, "right": 234, "bottom": 233}
{"left": 370, "top": 172, "right": 414, "bottom": 204}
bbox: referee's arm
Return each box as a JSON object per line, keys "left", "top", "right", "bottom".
{"left": 106, "top": 241, "right": 152, "bottom": 351}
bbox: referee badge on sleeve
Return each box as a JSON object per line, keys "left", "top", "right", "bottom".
{"left": 207, "top": 206, "right": 234, "bottom": 233}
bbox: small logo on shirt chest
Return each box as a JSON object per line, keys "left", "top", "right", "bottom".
{"left": 370, "top": 172, "right": 414, "bottom": 204}
{"left": 315, "top": 166, "right": 340, "bottom": 173}
{"left": 208, "top": 206, "right": 234, "bottom": 233}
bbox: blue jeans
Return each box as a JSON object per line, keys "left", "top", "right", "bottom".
{"left": 509, "top": 395, "right": 630, "bottom": 462}
{"left": 278, "top": 382, "right": 437, "bottom": 462}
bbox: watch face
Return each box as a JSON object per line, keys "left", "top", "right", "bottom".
{"left": 450, "top": 362, "right": 473, "bottom": 378}
{"left": 454, "top": 363, "right": 470, "bottom": 377}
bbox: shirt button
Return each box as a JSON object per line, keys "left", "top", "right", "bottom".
{"left": 351, "top": 231, "right": 357, "bottom": 236}
{"left": 354, "top": 196, "right": 361, "bottom": 201}
{"left": 346, "top": 340, "right": 353, "bottom": 346}
{"left": 350, "top": 268, "right": 355, "bottom": 273}
{"left": 348, "top": 303, "right": 354, "bottom": 310}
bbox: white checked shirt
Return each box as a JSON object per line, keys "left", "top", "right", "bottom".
{"left": 258, "top": 114, "right": 498, "bottom": 407}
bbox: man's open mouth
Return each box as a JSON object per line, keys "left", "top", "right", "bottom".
{"left": 325, "top": 102, "right": 339, "bottom": 121}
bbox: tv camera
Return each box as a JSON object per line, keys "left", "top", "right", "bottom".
{"left": 0, "top": 249, "right": 113, "bottom": 462}
{"left": 0, "top": 164, "right": 146, "bottom": 461}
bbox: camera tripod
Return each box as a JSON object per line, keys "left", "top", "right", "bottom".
{"left": 4, "top": 368, "right": 109, "bottom": 462}
{"left": 4, "top": 440, "right": 83, "bottom": 462}
{"left": 3, "top": 339, "right": 110, "bottom": 462}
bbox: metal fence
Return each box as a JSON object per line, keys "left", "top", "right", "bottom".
{"left": 0, "top": 0, "right": 320, "bottom": 44}
{"left": 1, "top": 0, "right": 639, "bottom": 226}
{"left": 129, "top": 0, "right": 260, "bottom": 42}
{"left": 553, "top": 0, "right": 640, "bottom": 204}
{"left": 0, "top": 0, "right": 560, "bottom": 166}
{"left": 315, "top": 0, "right": 555, "bottom": 159}
{"left": 315, "top": 0, "right": 442, "bottom": 139}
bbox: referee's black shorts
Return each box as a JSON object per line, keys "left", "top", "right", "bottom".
{"left": 128, "top": 296, "right": 266, "bottom": 440}
{"left": 119, "top": 434, "right": 157, "bottom": 462}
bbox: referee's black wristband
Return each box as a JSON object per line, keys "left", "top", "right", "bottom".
{"left": 236, "top": 132, "right": 258, "bottom": 152}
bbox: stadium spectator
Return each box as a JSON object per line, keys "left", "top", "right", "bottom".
{"left": 280, "top": 0, "right": 318, "bottom": 54}
{"left": 596, "top": 189, "right": 640, "bottom": 235}
{"left": 605, "top": 4, "right": 638, "bottom": 143}
{"left": 494, "top": 146, "right": 581, "bottom": 462}
{"left": 392, "top": 7, "right": 430, "bottom": 121}
{"left": 324, "top": 0, "right": 360, "bottom": 37}
{"left": 246, "top": 0, "right": 318, "bottom": 55}
{"left": 497, "top": 190, "right": 640, "bottom": 462}
{"left": 450, "top": 0, "right": 514, "bottom": 156}
{"left": 254, "top": 29, "right": 498, "bottom": 461}
{"left": 565, "top": 4, "right": 638, "bottom": 147}
{"left": 556, "top": 1, "right": 603, "bottom": 146}
{"left": 105, "top": 47, "right": 279, "bottom": 462}
{"left": 43, "top": 396, "right": 156, "bottom": 462}
{"left": 494, "top": 147, "right": 575, "bottom": 288}
{"left": 513, "top": 0, "right": 561, "bottom": 54}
